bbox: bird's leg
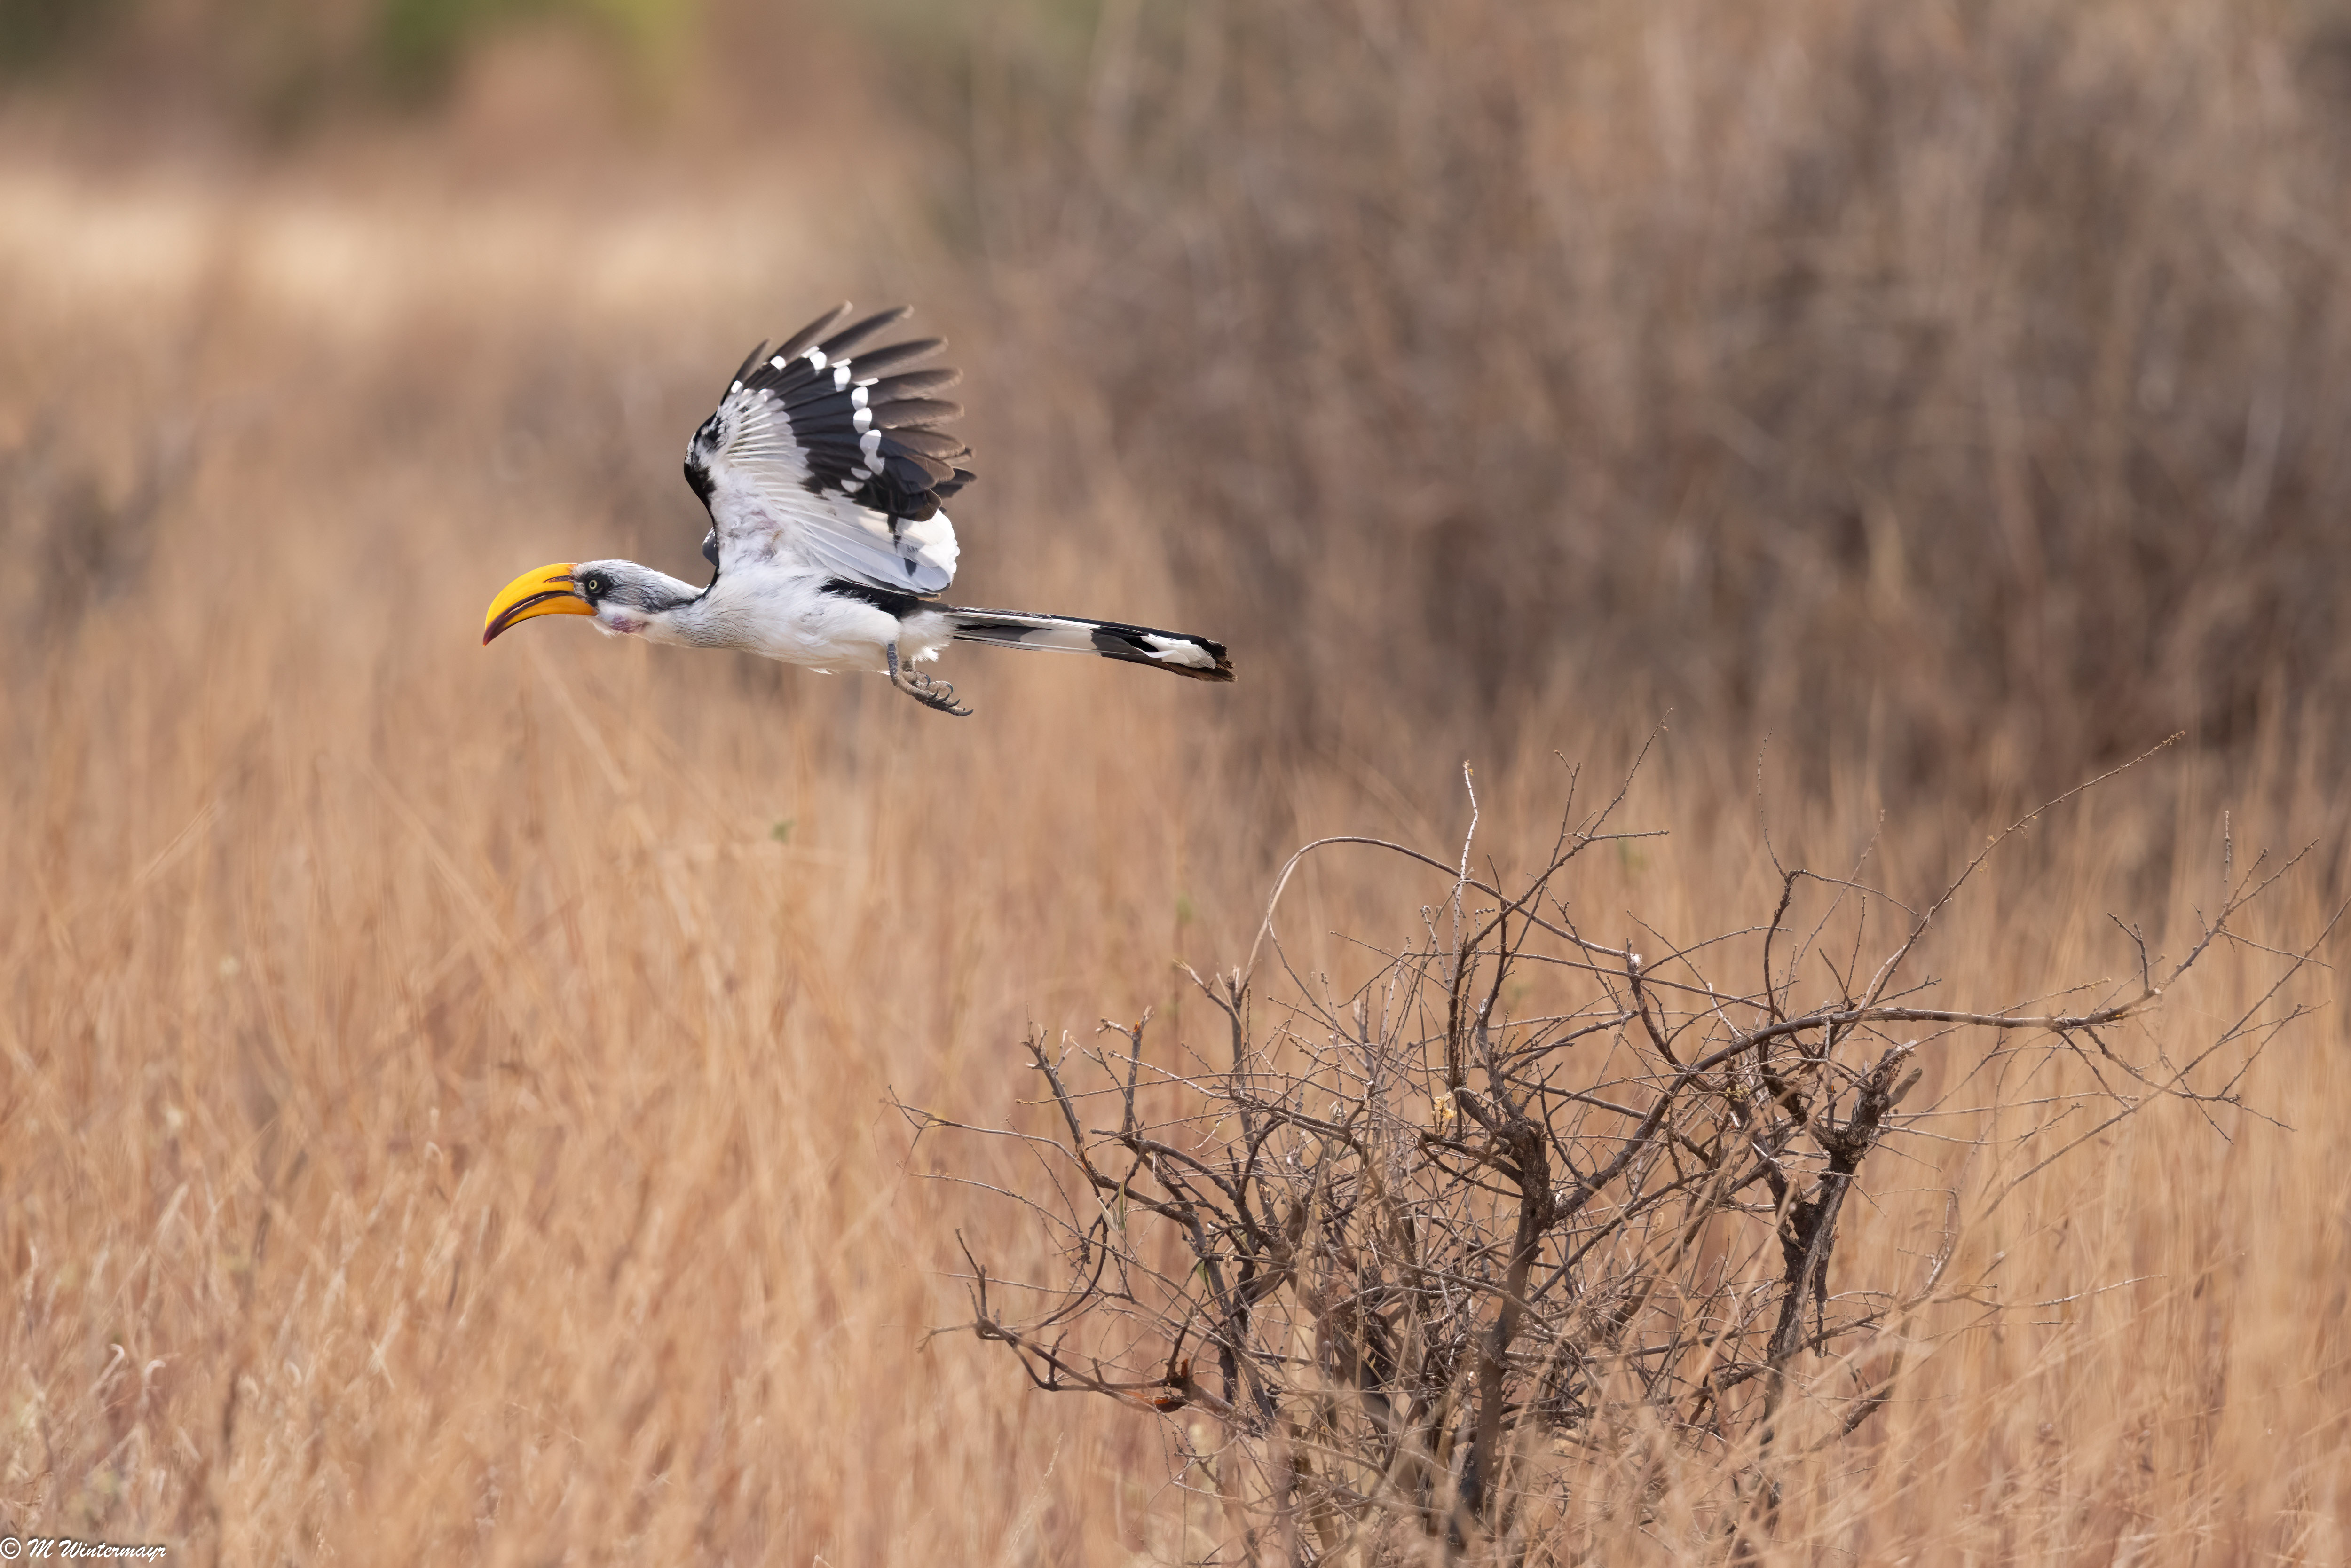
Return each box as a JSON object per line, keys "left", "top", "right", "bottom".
{"left": 886, "top": 642, "right": 974, "bottom": 717}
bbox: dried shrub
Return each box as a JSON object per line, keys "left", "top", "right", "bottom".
{"left": 911, "top": 751, "right": 2327, "bottom": 1563}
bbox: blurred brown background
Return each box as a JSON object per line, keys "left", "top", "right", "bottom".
{"left": 11, "top": 0, "right": 2351, "bottom": 792}
{"left": 4, "top": 1, "right": 2348, "bottom": 1561}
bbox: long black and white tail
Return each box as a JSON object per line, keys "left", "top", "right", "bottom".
{"left": 947, "top": 608, "right": 1234, "bottom": 682}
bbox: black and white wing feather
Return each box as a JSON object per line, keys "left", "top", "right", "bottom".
{"left": 684, "top": 305, "right": 975, "bottom": 595}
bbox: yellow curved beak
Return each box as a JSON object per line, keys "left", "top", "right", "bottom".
{"left": 483, "top": 562, "right": 592, "bottom": 645}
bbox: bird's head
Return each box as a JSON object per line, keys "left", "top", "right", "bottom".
{"left": 481, "top": 560, "right": 694, "bottom": 644}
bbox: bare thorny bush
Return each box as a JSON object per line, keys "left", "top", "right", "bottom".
{"left": 904, "top": 748, "right": 2331, "bottom": 1565}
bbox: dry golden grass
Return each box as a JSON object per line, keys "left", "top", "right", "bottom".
{"left": 3, "top": 4, "right": 2349, "bottom": 1562}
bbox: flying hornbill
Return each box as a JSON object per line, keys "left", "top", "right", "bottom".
{"left": 481, "top": 304, "right": 1232, "bottom": 715}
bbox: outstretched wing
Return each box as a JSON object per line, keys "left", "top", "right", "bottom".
{"left": 683, "top": 305, "right": 975, "bottom": 595}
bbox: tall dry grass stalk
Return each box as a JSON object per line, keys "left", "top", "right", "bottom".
{"left": 1, "top": 2, "right": 2348, "bottom": 1562}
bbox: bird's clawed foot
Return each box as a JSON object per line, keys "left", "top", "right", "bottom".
{"left": 887, "top": 644, "right": 974, "bottom": 717}
{"left": 902, "top": 672, "right": 971, "bottom": 716}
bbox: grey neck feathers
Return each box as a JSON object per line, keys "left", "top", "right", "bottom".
{"left": 633, "top": 570, "right": 707, "bottom": 614}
